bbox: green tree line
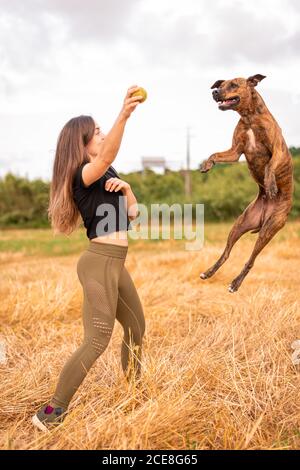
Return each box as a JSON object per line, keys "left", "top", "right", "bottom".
{"left": 0, "top": 153, "right": 299, "bottom": 228}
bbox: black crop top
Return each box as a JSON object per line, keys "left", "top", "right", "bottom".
{"left": 72, "top": 162, "right": 132, "bottom": 239}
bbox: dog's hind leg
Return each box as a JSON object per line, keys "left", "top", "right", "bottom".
{"left": 228, "top": 205, "right": 288, "bottom": 293}
{"left": 200, "top": 193, "right": 265, "bottom": 280}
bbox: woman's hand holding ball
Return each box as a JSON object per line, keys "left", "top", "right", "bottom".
{"left": 120, "top": 85, "right": 147, "bottom": 119}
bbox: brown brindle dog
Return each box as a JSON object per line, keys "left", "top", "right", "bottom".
{"left": 200, "top": 74, "right": 294, "bottom": 293}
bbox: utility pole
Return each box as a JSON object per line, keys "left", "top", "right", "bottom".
{"left": 184, "top": 126, "right": 192, "bottom": 197}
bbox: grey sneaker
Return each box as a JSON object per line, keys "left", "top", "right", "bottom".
{"left": 32, "top": 404, "right": 67, "bottom": 432}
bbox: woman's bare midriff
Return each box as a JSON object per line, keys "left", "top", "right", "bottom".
{"left": 90, "top": 230, "right": 128, "bottom": 246}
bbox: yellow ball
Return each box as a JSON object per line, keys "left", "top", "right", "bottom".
{"left": 132, "top": 87, "right": 147, "bottom": 103}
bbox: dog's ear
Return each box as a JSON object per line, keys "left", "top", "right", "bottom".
{"left": 247, "top": 74, "right": 266, "bottom": 87}
{"left": 211, "top": 80, "right": 225, "bottom": 89}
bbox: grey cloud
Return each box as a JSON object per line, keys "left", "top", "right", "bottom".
{"left": 0, "top": 0, "right": 140, "bottom": 85}
{"left": 127, "top": 1, "right": 300, "bottom": 69}
{"left": 126, "top": 13, "right": 208, "bottom": 68}
{"left": 1, "top": 0, "right": 140, "bottom": 43}
{"left": 1, "top": 0, "right": 300, "bottom": 95}
{"left": 45, "top": 0, "right": 140, "bottom": 41}
{"left": 287, "top": 31, "right": 300, "bottom": 54}
{"left": 0, "top": 13, "right": 53, "bottom": 73}
{"left": 290, "top": 0, "right": 300, "bottom": 12}
{"left": 0, "top": 74, "right": 15, "bottom": 96}
{"left": 211, "top": 5, "right": 291, "bottom": 65}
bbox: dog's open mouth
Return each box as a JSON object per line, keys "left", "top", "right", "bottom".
{"left": 218, "top": 96, "right": 240, "bottom": 109}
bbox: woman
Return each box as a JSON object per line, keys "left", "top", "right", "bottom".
{"left": 32, "top": 86, "right": 146, "bottom": 431}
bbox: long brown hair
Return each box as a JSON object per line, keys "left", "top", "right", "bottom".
{"left": 48, "top": 115, "right": 95, "bottom": 235}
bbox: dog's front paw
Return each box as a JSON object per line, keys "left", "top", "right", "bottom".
{"left": 200, "top": 159, "right": 215, "bottom": 173}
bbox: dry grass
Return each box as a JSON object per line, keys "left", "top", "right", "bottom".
{"left": 1, "top": 222, "right": 300, "bottom": 450}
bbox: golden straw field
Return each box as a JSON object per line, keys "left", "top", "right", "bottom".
{"left": 0, "top": 221, "right": 300, "bottom": 450}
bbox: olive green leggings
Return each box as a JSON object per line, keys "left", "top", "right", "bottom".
{"left": 51, "top": 240, "right": 146, "bottom": 410}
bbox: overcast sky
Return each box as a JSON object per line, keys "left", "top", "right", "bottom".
{"left": 1, "top": 0, "right": 299, "bottom": 181}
